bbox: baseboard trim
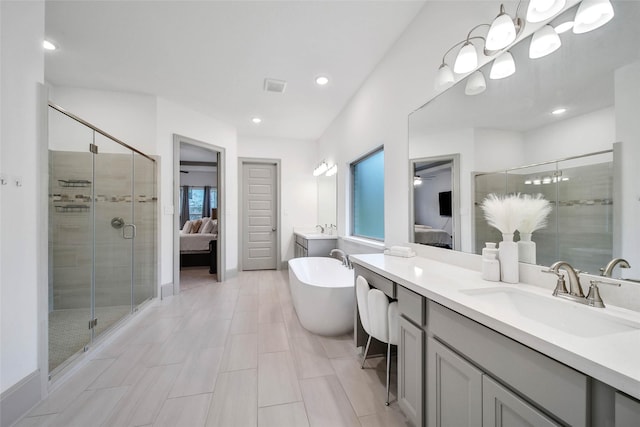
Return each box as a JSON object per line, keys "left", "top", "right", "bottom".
{"left": 161, "top": 283, "right": 174, "bottom": 299}
{"left": 0, "top": 370, "right": 42, "bottom": 427}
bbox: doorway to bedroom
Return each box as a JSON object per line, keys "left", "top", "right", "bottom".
{"left": 174, "top": 136, "right": 225, "bottom": 293}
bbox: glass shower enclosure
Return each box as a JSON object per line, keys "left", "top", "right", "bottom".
{"left": 48, "top": 103, "right": 157, "bottom": 374}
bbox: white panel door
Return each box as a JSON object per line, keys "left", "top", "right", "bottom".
{"left": 242, "top": 162, "right": 277, "bottom": 270}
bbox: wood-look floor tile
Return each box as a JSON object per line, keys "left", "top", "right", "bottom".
{"left": 103, "top": 363, "right": 182, "bottom": 427}
{"left": 258, "top": 322, "right": 290, "bottom": 354}
{"left": 50, "top": 386, "right": 128, "bottom": 427}
{"left": 330, "top": 357, "right": 386, "bottom": 417}
{"left": 235, "top": 294, "right": 259, "bottom": 312}
{"left": 300, "top": 375, "right": 361, "bottom": 427}
{"left": 258, "top": 352, "right": 302, "bottom": 407}
{"left": 318, "top": 334, "right": 358, "bottom": 359}
{"left": 14, "top": 414, "right": 59, "bottom": 427}
{"left": 205, "top": 369, "right": 258, "bottom": 427}
{"left": 229, "top": 310, "right": 258, "bottom": 334}
{"left": 198, "top": 319, "right": 231, "bottom": 349}
{"left": 219, "top": 333, "right": 258, "bottom": 372}
{"left": 169, "top": 346, "right": 224, "bottom": 398}
{"left": 29, "top": 358, "right": 114, "bottom": 416}
{"left": 258, "top": 299, "right": 284, "bottom": 324}
{"left": 258, "top": 402, "right": 309, "bottom": 427}
{"left": 291, "top": 334, "right": 335, "bottom": 379}
{"left": 153, "top": 393, "right": 211, "bottom": 427}
{"left": 358, "top": 405, "right": 411, "bottom": 427}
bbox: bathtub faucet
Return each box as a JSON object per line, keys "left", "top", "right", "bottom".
{"left": 329, "top": 249, "right": 353, "bottom": 269}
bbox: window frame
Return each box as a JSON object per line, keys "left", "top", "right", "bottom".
{"left": 350, "top": 146, "right": 385, "bottom": 242}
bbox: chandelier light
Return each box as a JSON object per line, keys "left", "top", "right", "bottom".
{"left": 529, "top": 25, "right": 562, "bottom": 59}
{"left": 489, "top": 51, "right": 516, "bottom": 79}
{"left": 526, "top": 0, "right": 567, "bottom": 23}
{"left": 573, "top": 0, "right": 614, "bottom": 34}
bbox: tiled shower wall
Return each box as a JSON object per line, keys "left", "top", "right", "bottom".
{"left": 49, "top": 150, "right": 156, "bottom": 311}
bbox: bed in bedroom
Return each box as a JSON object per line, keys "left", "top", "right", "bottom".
{"left": 180, "top": 218, "right": 218, "bottom": 274}
{"left": 414, "top": 224, "right": 451, "bottom": 248}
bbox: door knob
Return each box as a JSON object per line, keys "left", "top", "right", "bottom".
{"left": 272, "top": 227, "right": 277, "bottom": 232}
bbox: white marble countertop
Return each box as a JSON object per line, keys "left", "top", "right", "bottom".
{"left": 351, "top": 253, "right": 640, "bottom": 400}
{"left": 294, "top": 231, "right": 338, "bottom": 240}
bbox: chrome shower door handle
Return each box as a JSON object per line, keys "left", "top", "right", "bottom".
{"left": 123, "top": 223, "right": 137, "bottom": 239}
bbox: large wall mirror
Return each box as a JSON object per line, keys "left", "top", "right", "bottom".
{"left": 409, "top": 1, "right": 639, "bottom": 277}
{"left": 317, "top": 174, "right": 337, "bottom": 230}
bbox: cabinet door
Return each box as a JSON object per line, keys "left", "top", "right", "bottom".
{"left": 398, "top": 316, "right": 425, "bottom": 427}
{"left": 615, "top": 392, "right": 640, "bottom": 427}
{"left": 427, "top": 337, "right": 482, "bottom": 427}
{"left": 483, "top": 376, "right": 560, "bottom": 427}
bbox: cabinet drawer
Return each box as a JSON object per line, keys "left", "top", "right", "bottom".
{"left": 429, "top": 301, "right": 588, "bottom": 427}
{"left": 397, "top": 285, "right": 425, "bottom": 326}
{"left": 295, "top": 235, "right": 307, "bottom": 248}
{"left": 354, "top": 265, "right": 395, "bottom": 298}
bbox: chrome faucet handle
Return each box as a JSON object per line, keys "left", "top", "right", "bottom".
{"left": 586, "top": 280, "right": 621, "bottom": 308}
{"left": 543, "top": 269, "right": 568, "bottom": 296}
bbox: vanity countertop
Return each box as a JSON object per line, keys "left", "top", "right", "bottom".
{"left": 351, "top": 253, "right": 640, "bottom": 400}
{"left": 294, "top": 231, "right": 338, "bottom": 240}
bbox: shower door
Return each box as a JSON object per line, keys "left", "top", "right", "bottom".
{"left": 93, "top": 134, "right": 134, "bottom": 337}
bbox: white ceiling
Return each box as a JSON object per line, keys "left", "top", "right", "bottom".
{"left": 45, "top": 0, "right": 426, "bottom": 141}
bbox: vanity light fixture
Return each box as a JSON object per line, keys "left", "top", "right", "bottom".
{"left": 252, "top": 117, "right": 262, "bottom": 124}
{"left": 413, "top": 176, "right": 423, "bottom": 186}
{"left": 435, "top": 63, "right": 455, "bottom": 90}
{"left": 43, "top": 40, "right": 57, "bottom": 51}
{"left": 485, "top": 4, "right": 520, "bottom": 51}
{"left": 465, "top": 71, "right": 487, "bottom": 95}
{"left": 313, "top": 161, "right": 329, "bottom": 177}
{"left": 490, "top": 51, "right": 516, "bottom": 79}
{"left": 529, "top": 25, "right": 562, "bottom": 59}
{"left": 552, "top": 107, "right": 567, "bottom": 115}
{"left": 554, "top": 20, "right": 574, "bottom": 34}
{"left": 454, "top": 41, "right": 480, "bottom": 74}
{"left": 315, "top": 76, "right": 329, "bottom": 86}
{"left": 573, "top": 0, "right": 614, "bottom": 34}
{"left": 325, "top": 164, "right": 337, "bottom": 177}
{"left": 526, "top": 0, "right": 566, "bottom": 23}
{"left": 524, "top": 179, "right": 533, "bottom": 185}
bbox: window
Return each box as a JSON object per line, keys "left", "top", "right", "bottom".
{"left": 179, "top": 186, "right": 217, "bottom": 225}
{"left": 351, "top": 148, "right": 384, "bottom": 240}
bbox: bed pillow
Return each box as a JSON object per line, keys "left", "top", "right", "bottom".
{"left": 191, "top": 219, "right": 203, "bottom": 233}
{"left": 210, "top": 219, "right": 218, "bottom": 234}
{"left": 182, "top": 220, "right": 192, "bottom": 234}
{"left": 201, "top": 218, "right": 214, "bottom": 234}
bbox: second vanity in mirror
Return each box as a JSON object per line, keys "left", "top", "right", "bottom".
{"left": 408, "top": 1, "right": 639, "bottom": 278}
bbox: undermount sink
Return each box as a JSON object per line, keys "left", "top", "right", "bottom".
{"left": 459, "top": 287, "right": 640, "bottom": 338}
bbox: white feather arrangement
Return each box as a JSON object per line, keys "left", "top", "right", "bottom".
{"left": 518, "top": 194, "right": 552, "bottom": 233}
{"left": 480, "top": 193, "right": 524, "bottom": 234}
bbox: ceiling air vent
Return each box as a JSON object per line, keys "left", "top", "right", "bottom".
{"left": 264, "top": 78, "right": 287, "bottom": 94}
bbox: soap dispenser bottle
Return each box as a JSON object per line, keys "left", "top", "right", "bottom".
{"left": 482, "top": 242, "right": 500, "bottom": 282}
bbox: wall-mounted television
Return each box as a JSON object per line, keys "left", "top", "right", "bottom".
{"left": 439, "top": 191, "right": 452, "bottom": 217}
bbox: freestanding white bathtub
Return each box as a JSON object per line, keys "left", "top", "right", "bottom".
{"left": 288, "top": 257, "right": 355, "bottom": 336}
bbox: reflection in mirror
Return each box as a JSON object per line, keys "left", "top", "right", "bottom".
{"left": 317, "top": 173, "right": 337, "bottom": 231}
{"left": 409, "top": 2, "right": 640, "bottom": 277}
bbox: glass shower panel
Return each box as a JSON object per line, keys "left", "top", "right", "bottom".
{"left": 555, "top": 152, "right": 614, "bottom": 273}
{"left": 93, "top": 133, "right": 133, "bottom": 337}
{"left": 506, "top": 163, "right": 560, "bottom": 266}
{"left": 133, "top": 153, "right": 156, "bottom": 306}
{"left": 473, "top": 171, "right": 506, "bottom": 254}
{"left": 48, "top": 108, "right": 94, "bottom": 372}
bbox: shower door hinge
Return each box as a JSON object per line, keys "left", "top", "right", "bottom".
{"left": 88, "top": 318, "right": 98, "bottom": 330}
{"left": 89, "top": 143, "right": 98, "bottom": 154}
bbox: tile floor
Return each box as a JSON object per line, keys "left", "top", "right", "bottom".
{"left": 18, "top": 268, "right": 410, "bottom": 427}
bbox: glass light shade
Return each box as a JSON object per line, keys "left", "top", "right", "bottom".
{"left": 465, "top": 71, "right": 486, "bottom": 96}
{"left": 413, "top": 176, "right": 422, "bottom": 186}
{"left": 573, "top": 0, "right": 614, "bottom": 34}
{"left": 554, "top": 21, "right": 574, "bottom": 34}
{"left": 325, "top": 164, "right": 337, "bottom": 176}
{"left": 313, "top": 162, "right": 328, "bottom": 176}
{"left": 490, "top": 52, "right": 516, "bottom": 79}
{"left": 453, "top": 42, "right": 478, "bottom": 74}
{"left": 435, "top": 63, "right": 454, "bottom": 89}
{"left": 486, "top": 12, "right": 517, "bottom": 51}
{"left": 526, "top": 0, "right": 566, "bottom": 23}
{"left": 529, "top": 25, "right": 562, "bottom": 59}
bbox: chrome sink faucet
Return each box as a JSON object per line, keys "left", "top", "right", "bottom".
{"left": 544, "top": 261, "right": 620, "bottom": 308}
{"left": 600, "top": 258, "right": 631, "bottom": 277}
{"left": 316, "top": 224, "right": 325, "bottom": 234}
{"left": 329, "top": 249, "right": 352, "bottom": 269}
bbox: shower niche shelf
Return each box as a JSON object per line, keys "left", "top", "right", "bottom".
{"left": 58, "top": 179, "right": 92, "bottom": 188}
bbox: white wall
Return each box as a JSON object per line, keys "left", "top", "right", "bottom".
{"left": 1, "top": 0, "right": 44, "bottom": 394}
{"left": 180, "top": 171, "right": 217, "bottom": 187}
{"left": 237, "top": 136, "right": 317, "bottom": 262}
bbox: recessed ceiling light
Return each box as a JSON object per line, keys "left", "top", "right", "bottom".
{"left": 43, "top": 40, "right": 57, "bottom": 51}
{"left": 552, "top": 108, "right": 567, "bottom": 115}
{"left": 315, "top": 76, "right": 329, "bottom": 86}
{"left": 555, "top": 21, "right": 574, "bottom": 34}
{"left": 252, "top": 117, "right": 262, "bottom": 124}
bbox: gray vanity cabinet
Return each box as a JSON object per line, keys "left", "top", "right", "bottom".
{"left": 482, "top": 376, "right": 560, "bottom": 427}
{"left": 615, "top": 392, "right": 640, "bottom": 427}
{"left": 427, "top": 336, "right": 482, "bottom": 427}
{"left": 294, "top": 235, "right": 336, "bottom": 258}
{"left": 398, "top": 316, "right": 425, "bottom": 426}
